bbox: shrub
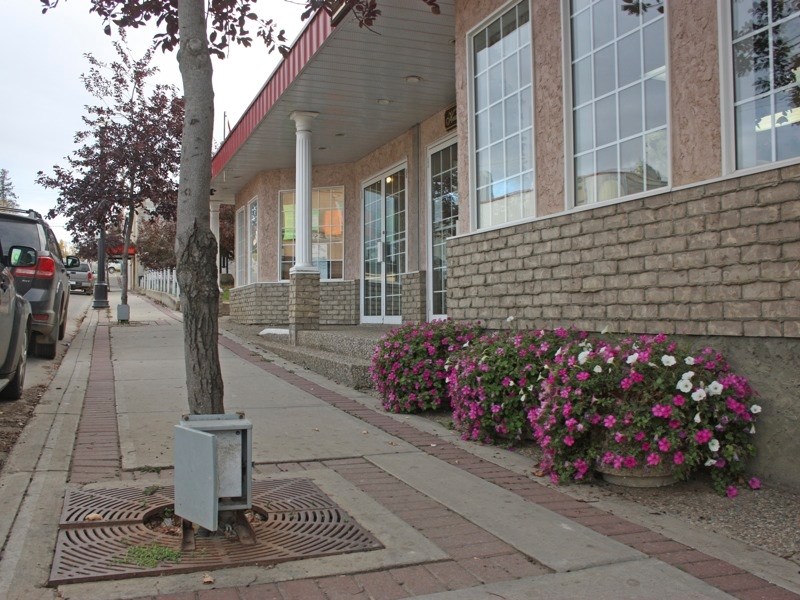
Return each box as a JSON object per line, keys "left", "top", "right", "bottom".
{"left": 529, "top": 334, "right": 761, "bottom": 495}
{"left": 371, "top": 319, "right": 483, "bottom": 413}
{"left": 448, "top": 328, "right": 584, "bottom": 445}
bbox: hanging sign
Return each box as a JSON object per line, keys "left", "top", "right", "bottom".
{"left": 444, "top": 106, "right": 457, "bottom": 131}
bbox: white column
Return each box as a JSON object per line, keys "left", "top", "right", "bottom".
{"left": 289, "top": 111, "right": 319, "bottom": 273}
{"left": 210, "top": 201, "right": 221, "bottom": 288}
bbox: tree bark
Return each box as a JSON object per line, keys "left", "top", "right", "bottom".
{"left": 121, "top": 199, "right": 134, "bottom": 306}
{"left": 176, "top": 0, "right": 224, "bottom": 415}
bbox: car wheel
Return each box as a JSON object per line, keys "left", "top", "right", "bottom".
{"left": 58, "top": 301, "right": 67, "bottom": 341}
{"left": 0, "top": 324, "right": 29, "bottom": 400}
{"left": 35, "top": 330, "right": 57, "bottom": 360}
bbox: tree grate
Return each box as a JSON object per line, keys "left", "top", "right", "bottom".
{"left": 50, "top": 478, "right": 382, "bottom": 585}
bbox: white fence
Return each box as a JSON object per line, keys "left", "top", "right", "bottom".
{"left": 142, "top": 268, "right": 180, "bottom": 301}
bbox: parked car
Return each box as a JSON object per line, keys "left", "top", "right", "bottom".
{"left": 67, "top": 262, "right": 94, "bottom": 295}
{"left": 0, "top": 207, "right": 79, "bottom": 359}
{"left": 107, "top": 259, "right": 122, "bottom": 274}
{"left": 0, "top": 240, "right": 33, "bottom": 400}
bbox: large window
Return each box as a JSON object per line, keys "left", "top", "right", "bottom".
{"left": 235, "top": 207, "right": 246, "bottom": 285}
{"left": 280, "top": 187, "right": 344, "bottom": 280}
{"left": 732, "top": 0, "right": 800, "bottom": 169}
{"left": 472, "top": 1, "right": 534, "bottom": 228}
{"left": 570, "top": 0, "right": 668, "bottom": 206}
{"left": 248, "top": 198, "right": 258, "bottom": 283}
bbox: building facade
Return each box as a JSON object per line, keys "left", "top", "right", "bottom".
{"left": 211, "top": 1, "right": 799, "bottom": 488}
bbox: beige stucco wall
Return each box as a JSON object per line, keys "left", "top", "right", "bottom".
{"left": 669, "top": 0, "right": 723, "bottom": 185}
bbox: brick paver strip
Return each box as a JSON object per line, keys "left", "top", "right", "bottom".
{"left": 216, "top": 333, "right": 800, "bottom": 600}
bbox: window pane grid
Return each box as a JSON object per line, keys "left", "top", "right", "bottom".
{"left": 280, "top": 187, "right": 344, "bottom": 280}
{"left": 732, "top": 3, "right": 800, "bottom": 169}
{"left": 473, "top": 1, "right": 534, "bottom": 228}
{"left": 571, "top": 0, "right": 667, "bottom": 207}
{"left": 248, "top": 199, "right": 258, "bottom": 284}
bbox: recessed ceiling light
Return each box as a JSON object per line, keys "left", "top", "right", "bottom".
{"left": 376, "top": 98, "right": 391, "bottom": 105}
{"left": 404, "top": 75, "right": 422, "bottom": 84}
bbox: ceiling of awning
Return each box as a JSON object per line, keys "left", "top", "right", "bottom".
{"left": 210, "top": 1, "right": 456, "bottom": 205}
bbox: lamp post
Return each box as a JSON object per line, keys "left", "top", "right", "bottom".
{"left": 92, "top": 220, "right": 110, "bottom": 309}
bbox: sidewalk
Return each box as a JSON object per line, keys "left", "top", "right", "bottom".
{"left": 0, "top": 290, "right": 797, "bottom": 600}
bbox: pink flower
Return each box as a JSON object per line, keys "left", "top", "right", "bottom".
{"left": 695, "top": 429, "right": 713, "bottom": 444}
{"left": 603, "top": 415, "right": 617, "bottom": 429}
{"left": 576, "top": 371, "right": 590, "bottom": 381}
{"left": 672, "top": 395, "right": 686, "bottom": 407}
{"left": 652, "top": 404, "right": 672, "bottom": 418}
{"left": 563, "top": 435, "right": 575, "bottom": 447}
{"left": 634, "top": 431, "right": 646, "bottom": 442}
{"left": 646, "top": 453, "right": 661, "bottom": 466}
{"left": 614, "top": 432, "right": 626, "bottom": 444}
{"left": 622, "top": 456, "right": 637, "bottom": 468}
{"left": 657, "top": 438, "right": 671, "bottom": 452}
{"left": 601, "top": 451, "right": 615, "bottom": 464}
{"left": 726, "top": 485, "right": 739, "bottom": 498}
{"left": 673, "top": 451, "right": 685, "bottom": 465}
{"left": 748, "top": 477, "right": 762, "bottom": 490}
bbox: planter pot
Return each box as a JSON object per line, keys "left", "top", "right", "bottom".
{"left": 595, "top": 462, "right": 678, "bottom": 488}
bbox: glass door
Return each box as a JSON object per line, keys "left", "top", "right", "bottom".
{"left": 429, "top": 140, "right": 458, "bottom": 319}
{"left": 362, "top": 167, "right": 406, "bottom": 324}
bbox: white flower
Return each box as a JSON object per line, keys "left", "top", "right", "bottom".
{"left": 694, "top": 412, "right": 702, "bottom": 424}
{"left": 750, "top": 404, "right": 762, "bottom": 414}
{"left": 607, "top": 357, "right": 614, "bottom": 364}
{"left": 704, "top": 458, "right": 717, "bottom": 467}
{"left": 661, "top": 355, "right": 676, "bottom": 367}
{"left": 555, "top": 346, "right": 563, "bottom": 356}
{"left": 462, "top": 341, "right": 470, "bottom": 348}
{"left": 677, "top": 379, "right": 693, "bottom": 393}
{"left": 600, "top": 325, "right": 610, "bottom": 335}
{"left": 506, "top": 315, "right": 515, "bottom": 322}
{"left": 593, "top": 365, "right": 603, "bottom": 373}
{"left": 691, "top": 389, "right": 707, "bottom": 402}
{"left": 520, "top": 394, "right": 527, "bottom": 403}
{"left": 681, "top": 371, "right": 695, "bottom": 380}
{"left": 748, "top": 424, "right": 756, "bottom": 434}
{"left": 685, "top": 356, "right": 695, "bottom": 365}
{"left": 578, "top": 350, "right": 590, "bottom": 365}
{"left": 626, "top": 353, "right": 639, "bottom": 365}
{"left": 708, "top": 439, "right": 720, "bottom": 452}
{"left": 707, "top": 381, "right": 723, "bottom": 396}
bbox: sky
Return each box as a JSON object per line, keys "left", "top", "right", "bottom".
{"left": 0, "top": 0, "right": 306, "bottom": 243}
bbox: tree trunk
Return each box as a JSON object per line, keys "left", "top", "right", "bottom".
{"left": 121, "top": 199, "right": 134, "bottom": 306}
{"left": 176, "top": 0, "right": 224, "bottom": 415}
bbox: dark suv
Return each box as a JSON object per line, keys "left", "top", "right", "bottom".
{"left": 0, "top": 207, "right": 78, "bottom": 359}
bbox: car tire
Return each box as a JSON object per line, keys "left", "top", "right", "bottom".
{"left": 35, "top": 328, "right": 58, "bottom": 360}
{"left": 58, "top": 301, "right": 67, "bottom": 341}
{"left": 1, "top": 324, "right": 29, "bottom": 401}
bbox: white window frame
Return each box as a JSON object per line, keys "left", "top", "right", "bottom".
{"left": 468, "top": 0, "right": 536, "bottom": 233}
{"left": 563, "top": 0, "right": 672, "bottom": 209}
{"left": 235, "top": 206, "right": 246, "bottom": 286}
{"left": 278, "top": 186, "right": 345, "bottom": 281}
{"left": 426, "top": 134, "right": 458, "bottom": 321}
{"left": 719, "top": 0, "right": 800, "bottom": 176}
{"left": 247, "top": 196, "right": 258, "bottom": 284}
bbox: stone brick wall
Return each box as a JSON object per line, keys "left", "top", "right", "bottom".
{"left": 289, "top": 272, "right": 320, "bottom": 331}
{"left": 320, "top": 280, "right": 359, "bottom": 325}
{"left": 401, "top": 271, "right": 427, "bottom": 323}
{"left": 448, "top": 166, "right": 799, "bottom": 337}
{"left": 230, "top": 283, "right": 289, "bottom": 325}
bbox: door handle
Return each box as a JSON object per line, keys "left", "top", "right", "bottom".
{"left": 377, "top": 241, "right": 385, "bottom": 263}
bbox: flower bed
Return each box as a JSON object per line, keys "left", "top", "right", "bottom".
{"left": 447, "top": 328, "right": 583, "bottom": 445}
{"left": 370, "top": 319, "right": 483, "bottom": 413}
{"left": 374, "top": 321, "right": 762, "bottom": 495}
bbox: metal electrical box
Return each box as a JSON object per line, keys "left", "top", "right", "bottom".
{"left": 174, "top": 413, "right": 253, "bottom": 532}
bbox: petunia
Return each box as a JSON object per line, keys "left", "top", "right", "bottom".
{"left": 563, "top": 435, "right": 575, "bottom": 447}
{"left": 661, "top": 355, "right": 676, "bottom": 366}
{"left": 694, "top": 412, "right": 702, "bottom": 424}
{"left": 593, "top": 365, "right": 603, "bottom": 373}
{"left": 691, "top": 389, "right": 707, "bottom": 402}
{"left": 726, "top": 485, "right": 739, "bottom": 498}
{"left": 695, "top": 429, "right": 713, "bottom": 444}
{"left": 603, "top": 415, "right": 617, "bottom": 429}
{"left": 646, "top": 453, "right": 661, "bottom": 466}
{"left": 748, "top": 477, "right": 762, "bottom": 490}
{"left": 685, "top": 356, "right": 695, "bottom": 365}
{"left": 677, "top": 379, "right": 693, "bottom": 393}
{"left": 750, "top": 404, "right": 762, "bottom": 414}
{"left": 707, "top": 381, "right": 723, "bottom": 396}
{"left": 673, "top": 451, "right": 685, "bottom": 465}
{"left": 708, "top": 439, "right": 720, "bottom": 452}
{"left": 672, "top": 394, "right": 686, "bottom": 407}
{"left": 626, "top": 353, "right": 639, "bottom": 365}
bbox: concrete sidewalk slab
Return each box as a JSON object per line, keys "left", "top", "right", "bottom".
{"left": 411, "top": 558, "right": 734, "bottom": 599}
{"left": 120, "top": 404, "right": 417, "bottom": 470}
{"left": 369, "top": 452, "right": 644, "bottom": 573}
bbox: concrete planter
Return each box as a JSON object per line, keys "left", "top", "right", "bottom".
{"left": 595, "top": 462, "right": 678, "bottom": 488}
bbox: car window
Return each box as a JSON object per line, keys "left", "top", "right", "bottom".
{"left": 46, "top": 228, "right": 62, "bottom": 260}
{"left": 0, "top": 219, "right": 41, "bottom": 250}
